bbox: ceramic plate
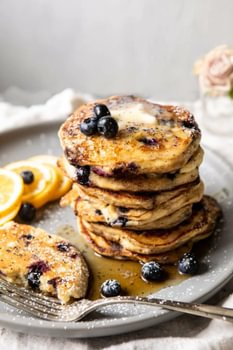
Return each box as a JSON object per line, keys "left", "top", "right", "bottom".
{"left": 0, "top": 121, "right": 233, "bottom": 338}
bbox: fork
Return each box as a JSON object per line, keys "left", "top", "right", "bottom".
{"left": 0, "top": 277, "right": 233, "bottom": 323}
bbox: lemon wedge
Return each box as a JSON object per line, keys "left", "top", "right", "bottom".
{"left": 5, "top": 161, "right": 60, "bottom": 208}
{"left": 29, "top": 155, "right": 72, "bottom": 200}
{"left": 0, "top": 168, "right": 23, "bottom": 217}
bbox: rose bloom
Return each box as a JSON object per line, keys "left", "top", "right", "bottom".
{"left": 194, "top": 45, "right": 233, "bottom": 96}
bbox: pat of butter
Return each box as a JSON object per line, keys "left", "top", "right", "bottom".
{"left": 111, "top": 103, "right": 157, "bottom": 129}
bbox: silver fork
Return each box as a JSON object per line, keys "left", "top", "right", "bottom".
{"left": 0, "top": 277, "right": 233, "bottom": 322}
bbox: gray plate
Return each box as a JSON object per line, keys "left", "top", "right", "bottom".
{"left": 0, "top": 121, "right": 233, "bottom": 338}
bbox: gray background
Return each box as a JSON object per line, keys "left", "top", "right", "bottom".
{"left": 0, "top": 0, "right": 232, "bottom": 101}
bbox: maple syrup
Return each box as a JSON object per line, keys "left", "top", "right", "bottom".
{"left": 56, "top": 225, "right": 189, "bottom": 300}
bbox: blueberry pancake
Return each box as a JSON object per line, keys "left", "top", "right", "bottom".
{"left": 80, "top": 196, "right": 221, "bottom": 256}
{"left": 59, "top": 156, "right": 200, "bottom": 193}
{"left": 76, "top": 201, "right": 193, "bottom": 230}
{"left": 0, "top": 222, "right": 89, "bottom": 303}
{"left": 79, "top": 217, "right": 195, "bottom": 264}
{"left": 66, "top": 180, "right": 203, "bottom": 228}
{"left": 72, "top": 179, "right": 201, "bottom": 210}
{"left": 59, "top": 95, "right": 201, "bottom": 176}
{"left": 69, "top": 183, "right": 203, "bottom": 232}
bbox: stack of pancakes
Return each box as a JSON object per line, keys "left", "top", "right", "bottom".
{"left": 58, "top": 95, "right": 221, "bottom": 264}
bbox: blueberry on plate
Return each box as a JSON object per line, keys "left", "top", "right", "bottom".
{"left": 141, "top": 261, "right": 163, "bottom": 282}
{"left": 100, "top": 279, "right": 121, "bottom": 297}
{"left": 97, "top": 116, "right": 119, "bottom": 139}
{"left": 20, "top": 170, "right": 34, "bottom": 184}
{"left": 80, "top": 117, "right": 98, "bottom": 136}
{"left": 75, "top": 165, "right": 90, "bottom": 185}
{"left": 178, "top": 252, "right": 199, "bottom": 275}
{"left": 94, "top": 104, "right": 111, "bottom": 119}
{"left": 18, "top": 202, "right": 36, "bottom": 222}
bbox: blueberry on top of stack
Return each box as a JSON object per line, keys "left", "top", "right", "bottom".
{"left": 58, "top": 95, "right": 221, "bottom": 264}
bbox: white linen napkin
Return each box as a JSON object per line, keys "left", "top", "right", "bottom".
{"left": 0, "top": 89, "right": 232, "bottom": 350}
{"left": 0, "top": 88, "right": 93, "bottom": 133}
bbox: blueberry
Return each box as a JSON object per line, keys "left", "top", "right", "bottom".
{"left": 57, "top": 242, "right": 71, "bottom": 252}
{"left": 94, "top": 104, "right": 110, "bottom": 119}
{"left": 20, "top": 170, "right": 34, "bottom": 184}
{"left": 75, "top": 165, "right": 90, "bottom": 185}
{"left": 100, "top": 279, "right": 121, "bottom": 297}
{"left": 97, "top": 117, "right": 119, "bottom": 139}
{"left": 27, "top": 261, "right": 49, "bottom": 289}
{"left": 21, "top": 234, "right": 34, "bottom": 240}
{"left": 18, "top": 202, "right": 36, "bottom": 222}
{"left": 95, "top": 209, "right": 102, "bottom": 215}
{"left": 141, "top": 261, "right": 163, "bottom": 282}
{"left": 112, "top": 216, "right": 128, "bottom": 227}
{"left": 166, "top": 172, "right": 177, "bottom": 180}
{"left": 138, "top": 138, "right": 158, "bottom": 146}
{"left": 27, "top": 269, "right": 41, "bottom": 289}
{"left": 127, "top": 162, "right": 138, "bottom": 172}
{"left": 182, "top": 120, "right": 195, "bottom": 129}
{"left": 80, "top": 117, "right": 98, "bottom": 136}
{"left": 119, "top": 207, "right": 129, "bottom": 213}
{"left": 178, "top": 253, "right": 199, "bottom": 275}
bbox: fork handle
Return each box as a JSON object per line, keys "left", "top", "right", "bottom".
{"left": 92, "top": 296, "right": 233, "bottom": 322}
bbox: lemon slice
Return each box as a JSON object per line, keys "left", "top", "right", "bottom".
{"left": 0, "top": 202, "right": 21, "bottom": 226}
{"left": 29, "top": 155, "right": 72, "bottom": 200}
{"left": 5, "top": 161, "right": 60, "bottom": 208}
{"left": 0, "top": 168, "right": 23, "bottom": 216}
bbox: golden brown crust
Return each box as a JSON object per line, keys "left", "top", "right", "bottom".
{"left": 81, "top": 196, "right": 221, "bottom": 255}
{"left": 59, "top": 95, "right": 201, "bottom": 175}
{"left": 78, "top": 217, "right": 194, "bottom": 264}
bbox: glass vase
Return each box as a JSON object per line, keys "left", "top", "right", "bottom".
{"left": 201, "top": 93, "right": 233, "bottom": 136}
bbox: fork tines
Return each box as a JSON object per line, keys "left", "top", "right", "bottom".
{"left": 0, "top": 275, "right": 63, "bottom": 320}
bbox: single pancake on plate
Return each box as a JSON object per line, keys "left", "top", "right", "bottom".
{"left": 0, "top": 222, "right": 89, "bottom": 303}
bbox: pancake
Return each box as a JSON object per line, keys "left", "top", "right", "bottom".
{"left": 71, "top": 178, "right": 203, "bottom": 211}
{"left": 91, "top": 145, "right": 204, "bottom": 177}
{"left": 59, "top": 95, "right": 201, "bottom": 175}
{"left": 81, "top": 196, "right": 221, "bottom": 255}
{"left": 79, "top": 217, "right": 195, "bottom": 263}
{"left": 0, "top": 222, "right": 89, "bottom": 303}
{"left": 79, "top": 217, "right": 218, "bottom": 264}
{"left": 59, "top": 156, "right": 200, "bottom": 193}
{"left": 76, "top": 199, "right": 192, "bottom": 230}
{"left": 89, "top": 168, "right": 200, "bottom": 193}
{"left": 73, "top": 180, "right": 204, "bottom": 229}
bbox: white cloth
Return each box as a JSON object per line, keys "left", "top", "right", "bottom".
{"left": 0, "top": 89, "right": 233, "bottom": 350}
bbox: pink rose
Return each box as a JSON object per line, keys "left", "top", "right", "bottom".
{"left": 194, "top": 45, "right": 233, "bottom": 95}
